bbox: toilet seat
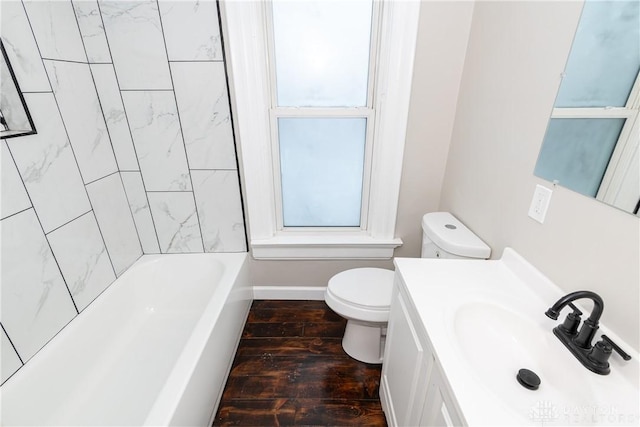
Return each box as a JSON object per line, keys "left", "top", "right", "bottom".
{"left": 325, "top": 268, "right": 395, "bottom": 323}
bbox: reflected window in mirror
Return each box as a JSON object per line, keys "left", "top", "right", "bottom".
{"left": 0, "top": 39, "right": 36, "bottom": 139}
{"left": 535, "top": 0, "right": 639, "bottom": 216}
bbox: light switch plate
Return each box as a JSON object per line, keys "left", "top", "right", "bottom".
{"left": 528, "top": 184, "right": 552, "bottom": 223}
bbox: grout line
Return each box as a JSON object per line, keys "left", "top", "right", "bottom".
{"left": 167, "top": 59, "right": 225, "bottom": 63}
{"left": 41, "top": 57, "right": 87, "bottom": 65}
{"left": 1, "top": 322, "right": 24, "bottom": 366}
{"left": 119, "top": 88, "right": 174, "bottom": 92}
{"left": 83, "top": 170, "right": 119, "bottom": 187}
{"left": 0, "top": 206, "right": 32, "bottom": 222}
{"left": 44, "top": 209, "right": 92, "bottom": 235}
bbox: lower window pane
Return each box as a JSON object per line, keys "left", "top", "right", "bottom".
{"left": 279, "top": 117, "right": 366, "bottom": 227}
{"left": 534, "top": 118, "right": 625, "bottom": 197}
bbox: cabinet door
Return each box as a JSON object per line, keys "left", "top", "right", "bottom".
{"left": 381, "top": 291, "right": 434, "bottom": 427}
{"left": 419, "top": 365, "right": 465, "bottom": 427}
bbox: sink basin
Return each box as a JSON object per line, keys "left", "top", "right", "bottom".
{"left": 453, "top": 302, "right": 564, "bottom": 397}
{"left": 451, "top": 298, "right": 640, "bottom": 424}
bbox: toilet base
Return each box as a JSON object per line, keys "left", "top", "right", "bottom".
{"left": 342, "top": 319, "right": 386, "bottom": 364}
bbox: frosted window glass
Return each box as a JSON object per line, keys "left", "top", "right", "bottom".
{"left": 535, "top": 118, "right": 625, "bottom": 196}
{"left": 279, "top": 118, "right": 366, "bottom": 227}
{"left": 555, "top": 0, "right": 640, "bottom": 107}
{"left": 272, "top": 0, "right": 373, "bottom": 107}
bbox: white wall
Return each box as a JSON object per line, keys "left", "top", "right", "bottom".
{"left": 247, "top": 1, "right": 475, "bottom": 286}
{"left": 440, "top": 1, "right": 640, "bottom": 350}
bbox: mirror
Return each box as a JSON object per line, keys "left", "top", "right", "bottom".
{"left": 0, "top": 39, "right": 36, "bottom": 139}
{"left": 534, "top": 0, "right": 639, "bottom": 216}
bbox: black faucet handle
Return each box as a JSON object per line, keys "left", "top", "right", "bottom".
{"left": 559, "top": 303, "right": 583, "bottom": 335}
{"left": 568, "top": 302, "right": 582, "bottom": 316}
{"left": 601, "top": 335, "right": 632, "bottom": 361}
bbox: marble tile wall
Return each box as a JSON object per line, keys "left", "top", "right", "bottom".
{"left": 0, "top": 0, "right": 246, "bottom": 384}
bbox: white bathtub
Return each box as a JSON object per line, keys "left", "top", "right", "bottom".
{"left": 1, "top": 253, "right": 251, "bottom": 426}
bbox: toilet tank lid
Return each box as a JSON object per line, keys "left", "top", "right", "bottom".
{"left": 422, "top": 212, "right": 491, "bottom": 259}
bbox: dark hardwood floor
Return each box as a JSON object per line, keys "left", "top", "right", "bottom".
{"left": 213, "top": 300, "right": 388, "bottom": 426}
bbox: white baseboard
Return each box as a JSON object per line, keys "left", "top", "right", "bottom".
{"left": 252, "top": 286, "right": 327, "bottom": 300}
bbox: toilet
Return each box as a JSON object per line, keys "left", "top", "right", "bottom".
{"left": 325, "top": 212, "right": 491, "bottom": 364}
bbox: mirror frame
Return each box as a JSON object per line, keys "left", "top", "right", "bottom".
{"left": 0, "top": 39, "right": 37, "bottom": 140}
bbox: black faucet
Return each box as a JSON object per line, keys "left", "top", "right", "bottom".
{"left": 545, "top": 291, "right": 630, "bottom": 375}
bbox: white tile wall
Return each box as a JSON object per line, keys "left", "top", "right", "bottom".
{"left": 1, "top": 328, "right": 22, "bottom": 383}
{"left": 90, "top": 64, "right": 139, "bottom": 171}
{"left": 86, "top": 173, "right": 142, "bottom": 275}
{"left": 23, "top": 0, "right": 86, "bottom": 62}
{"left": 100, "top": 0, "right": 172, "bottom": 90}
{"left": 0, "top": 0, "right": 246, "bottom": 382}
{"left": 171, "top": 62, "right": 237, "bottom": 169}
{"left": 47, "top": 211, "right": 116, "bottom": 312}
{"left": 192, "top": 170, "right": 246, "bottom": 252}
{"left": 44, "top": 60, "right": 118, "bottom": 183}
{"left": 8, "top": 93, "right": 91, "bottom": 233}
{"left": 0, "top": 1, "right": 51, "bottom": 92}
{"left": 71, "top": 0, "right": 111, "bottom": 63}
{"left": 121, "top": 171, "right": 160, "bottom": 253}
{"left": 1, "top": 209, "right": 77, "bottom": 362}
{"left": 148, "top": 192, "right": 204, "bottom": 253}
{"left": 158, "top": 0, "right": 223, "bottom": 61}
{"left": 1, "top": 141, "right": 31, "bottom": 220}
{"left": 122, "top": 91, "right": 192, "bottom": 191}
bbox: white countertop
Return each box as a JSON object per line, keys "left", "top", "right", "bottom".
{"left": 394, "top": 248, "right": 640, "bottom": 426}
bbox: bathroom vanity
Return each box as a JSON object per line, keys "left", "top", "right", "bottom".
{"left": 380, "top": 249, "right": 640, "bottom": 426}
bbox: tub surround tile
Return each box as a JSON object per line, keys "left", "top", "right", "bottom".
{"left": 148, "top": 192, "right": 204, "bottom": 253}
{"left": 99, "top": 0, "right": 172, "bottom": 90}
{"left": 1, "top": 141, "right": 32, "bottom": 220}
{"left": 47, "top": 212, "right": 116, "bottom": 312}
{"left": 22, "top": 0, "right": 86, "bottom": 63}
{"left": 121, "top": 172, "right": 160, "bottom": 254}
{"left": 158, "top": 0, "right": 223, "bottom": 61}
{"left": 171, "top": 62, "right": 237, "bottom": 170}
{"left": 90, "top": 64, "right": 139, "bottom": 171}
{"left": 0, "top": 209, "right": 77, "bottom": 362}
{"left": 8, "top": 93, "right": 91, "bottom": 233}
{"left": 192, "top": 170, "right": 246, "bottom": 253}
{"left": 86, "top": 173, "right": 142, "bottom": 276}
{"left": 71, "top": 0, "right": 111, "bottom": 63}
{"left": 1, "top": 327, "right": 22, "bottom": 384}
{"left": 0, "top": 1, "right": 50, "bottom": 92}
{"left": 122, "top": 91, "right": 191, "bottom": 191}
{"left": 43, "top": 60, "right": 118, "bottom": 184}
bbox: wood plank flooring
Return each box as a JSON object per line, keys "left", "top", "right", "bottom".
{"left": 213, "top": 300, "right": 388, "bottom": 426}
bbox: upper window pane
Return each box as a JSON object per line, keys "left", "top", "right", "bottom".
{"left": 271, "top": 0, "right": 373, "bottom": 107}
{"left": 555, "top": 0, "right": 640, "bottom": 108}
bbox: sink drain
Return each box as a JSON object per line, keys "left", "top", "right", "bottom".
{"left": 516, "top": 368, "right": 540, "bottom": 390}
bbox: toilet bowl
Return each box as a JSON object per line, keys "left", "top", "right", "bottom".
{"left": 325, "top": 212, "right": 491, "bottom": 364}
{"left": 325, "top": 268, "right": 395, "bottom": 364}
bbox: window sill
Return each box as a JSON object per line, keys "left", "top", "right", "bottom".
{"left": 251, "top": 235, "right": 403, "bottom": 260}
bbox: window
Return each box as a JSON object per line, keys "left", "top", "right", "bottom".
{"left": 223, "top": 0, "right": 421, "bottom": 258}
{"left": 269, "top": 0, "right": 377, "bottom": 229}
{"left": 535, "top": 0, "right": 640, "bottom": 213}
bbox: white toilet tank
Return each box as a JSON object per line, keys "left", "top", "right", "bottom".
{"left": 421, "top": 212, "right": 491, "bottom": 259}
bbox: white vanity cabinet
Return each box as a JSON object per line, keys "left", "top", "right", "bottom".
{"left": 380, "top": 277, "right": 465, "bottom": 427}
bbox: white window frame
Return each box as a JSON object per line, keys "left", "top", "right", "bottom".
{"left": 222, "top": 0, "right": 421, "bottom": 259}
{"left": 267, "top": 1, "right": 380, "bottom": 233}
{"left": 550, "top": 72, "right": 640, "bottom": 214}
